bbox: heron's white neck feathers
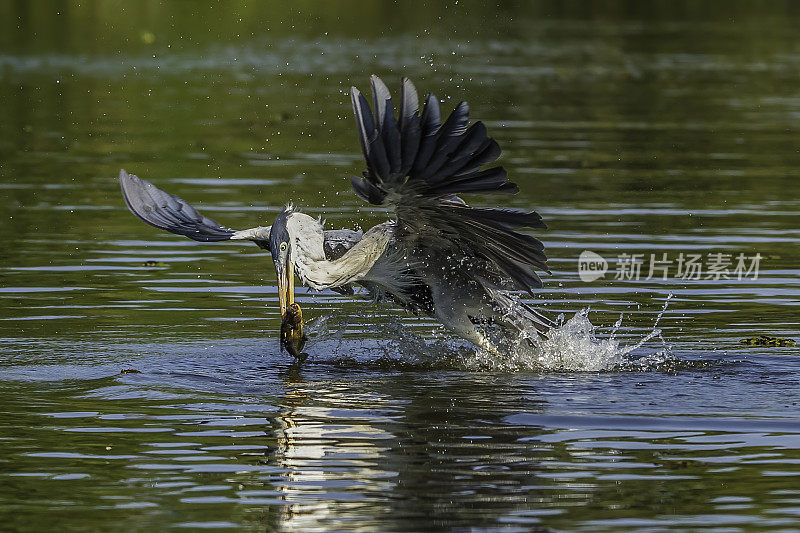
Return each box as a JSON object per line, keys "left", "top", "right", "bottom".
{"left": 285, "top": 212, "right": 326, "bottom": 263}
{"left": 285, "top": 213, "right": 395, "bottom": 290}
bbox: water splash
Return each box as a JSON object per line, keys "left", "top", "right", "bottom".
{"left": 497, "top": 309, "right": 629, "bottom": 371}
{"left": 301, "top": 295, "right": 690, "bottom": 372}
{"left": 459, "top": 293, "right": 676, "bottom": 372}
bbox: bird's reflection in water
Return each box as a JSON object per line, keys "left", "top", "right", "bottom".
{"left": 267, "top": 365, "right": 398, "bottom": 529}
{"left": 264, "top": 365, "right": 549, "bottom": 531}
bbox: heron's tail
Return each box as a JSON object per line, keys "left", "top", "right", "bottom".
{"left": 119, "top": 169, "right": 237, "bottom": 242}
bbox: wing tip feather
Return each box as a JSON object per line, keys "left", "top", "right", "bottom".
{"left": 348, "top": 77, "right": 549, "bottom": 291}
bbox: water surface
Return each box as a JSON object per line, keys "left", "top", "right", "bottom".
{"left": 1, "top": 2, "right": 800, "bottom": 531}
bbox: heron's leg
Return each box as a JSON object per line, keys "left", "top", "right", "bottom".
{"left": 431, "top": 289, "right": 501, "bottom": 355}
{"left": 448, "top": 312, "right": 501, "bottom": 355}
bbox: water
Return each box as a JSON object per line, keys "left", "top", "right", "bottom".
{"left": 2, "top": 2, "right": 800, "bottom": 531}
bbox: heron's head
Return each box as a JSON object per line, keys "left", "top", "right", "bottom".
{"left": 269, "top": 208, "right": 294, "bottom": 320}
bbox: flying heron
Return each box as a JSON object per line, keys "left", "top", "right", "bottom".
{"left": 120, "top": 75, "right": 553, "bottom": 354}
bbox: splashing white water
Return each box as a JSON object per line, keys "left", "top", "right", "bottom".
{"left": 304, "top": 296, "right": 675, "bottom": 372}
{"left": 493, "top": 309, "right": 628, "bottom": 371}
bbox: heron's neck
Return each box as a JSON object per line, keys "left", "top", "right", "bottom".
{"left": 286, "top": 212, "right": 329, "bottom": 289}
{"left": 286, "top": 213, "right": 392, "bottom": 290}
{"left": 294, "top": 244, "right": 352, "bottom": 291}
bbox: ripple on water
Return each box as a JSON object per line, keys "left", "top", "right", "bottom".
{"left": 302, "top": 296, "right": 722, "bottom": 374}
{"left": 2, "top": 8, "right": 800, "bottom": 531}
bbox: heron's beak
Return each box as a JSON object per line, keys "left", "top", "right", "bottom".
{"left": 277, "top": 256, "right": 295, "bottom": 319}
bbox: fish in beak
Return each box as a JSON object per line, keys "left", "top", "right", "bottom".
{"left": 281, "top": 302, "right": 307, "bottom": 360}
{"left": 277, "top": 258, "right": 307, "bottom": 359}
{"left": 270, "top": 209, "right": 307, "bottom": 359}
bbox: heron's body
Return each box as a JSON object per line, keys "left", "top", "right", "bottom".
{"left": 120, "top": 75, "right": 553, "bottom": 354}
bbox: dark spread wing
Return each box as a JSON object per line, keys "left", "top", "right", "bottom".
{"left": 349, "top": 76, "right": 548, "bottom": 292}
{"left": 119, "top": 169, "right": 237, "bottom": 242}
{"left": 323, "top": 229, "right": 364, "bottom": 260}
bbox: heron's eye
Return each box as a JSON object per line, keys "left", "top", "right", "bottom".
{"left": 280, "top": 242, "right": 287, "bottom": 252}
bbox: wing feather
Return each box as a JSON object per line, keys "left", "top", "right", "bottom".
{"left": 398, "top": 77, "right": 421, "bottom": 176}
{"left": 452, "top": 138, "right": 502, "bottom": 177}
{"left": 415, "top": 101, "right": 470, "bottom": 181}
{"left": 426, "top": 167, "right": 517, "bottom": 196}
{"left": 119, "top": 169, "right": 236, "bottom": 242}
{"left": 348, "top": 76, "right": 549, "bottom": 295}
{"left": 409, "top": 93, "right": 442, "bottom": 177}
{"left": 371, "top": 75, "right": 402, "bottom": 177}
{"left": 425, "top": 122, "right": 490, "bottom": 184}
{"left": 351, "top": 88, "right": 391, "bottom": 183}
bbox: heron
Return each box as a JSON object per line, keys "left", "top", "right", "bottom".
{"left": 119, "top": 75, "right": 553, "bottom": 354}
